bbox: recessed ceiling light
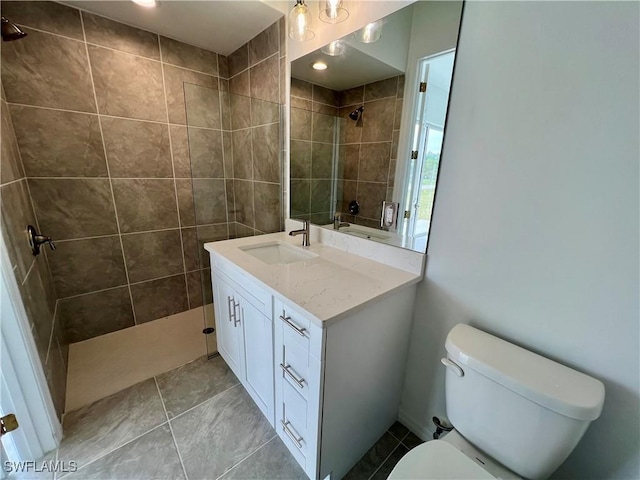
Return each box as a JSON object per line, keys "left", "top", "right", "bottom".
{"left": 312, "top": 62, "right": 328, "bottom": 71}
{"left": 131, "top": 0, "right": 157, "bottom": 7}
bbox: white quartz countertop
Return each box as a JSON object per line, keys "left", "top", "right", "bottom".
{"left": 205, "top": 232, "right": 422, "bottom": 326}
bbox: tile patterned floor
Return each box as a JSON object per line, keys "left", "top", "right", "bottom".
{"left": 13, "top": 356, "right": 422, "bottom": 480}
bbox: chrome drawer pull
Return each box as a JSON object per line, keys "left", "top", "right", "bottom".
{"left": 280, "top": 363, "right": 305, "bottom": 388}
{"left": 227, "top": 296, "right": 235, "bottom": 322}
{"left": 280, "top": 315, "right": 307, "bottom": 337}
{"left": 281, "top": 420, "right": 303, "bottom": 449}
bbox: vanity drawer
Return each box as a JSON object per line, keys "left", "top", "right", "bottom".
{"left": 275, "top": 299, "right": 323, "bottom": 361}
{"left": 279, "top": 340, "right": 311, "bottom": 400}
{"left": 280, "top": 380, "right": 310, "bottom": 462}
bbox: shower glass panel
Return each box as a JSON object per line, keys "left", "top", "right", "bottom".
{"left": 183, "top": 82, "right": 282, "bottom": 358}
{"left": 290, "top": 105, "right": 344, "bottom": 225}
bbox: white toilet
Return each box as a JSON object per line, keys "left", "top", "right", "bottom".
{"left": 389, "top": 324, "right": 605, "bottom": 480}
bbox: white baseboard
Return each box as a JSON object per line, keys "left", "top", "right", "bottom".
{"left": 398, "top": 408, "right": 437, "bottom": 442}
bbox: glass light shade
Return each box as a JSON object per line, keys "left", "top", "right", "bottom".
{"left": 319, "top": 0, "right": 349, "bottom": 24}
{"left": 288, "top": 0, "right": 315, "bottom": 41}
{"left": 354, "top": 20, "right": 383, "bottom": 43}
{"left": 321, "top": 40, "right": 345, "bottom": 56}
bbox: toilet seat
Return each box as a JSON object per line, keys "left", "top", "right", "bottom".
{"left": 388, "top": 440, "right": 496, "bottom": 479}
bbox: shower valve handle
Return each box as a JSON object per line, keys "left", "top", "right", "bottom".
{"left": 27, "top": 225, "right": 55, "bottom": 256}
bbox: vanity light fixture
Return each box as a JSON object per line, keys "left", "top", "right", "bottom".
{"left": 288, "top": 0, "right": 315, "bottom": 41}
{"left": 319, "top": 0, "right": 349, "bottom": 24}
{"left": 312, "top": 61, "right": 328, "bottom": 71}
{"left": 355, "top": 20, "right": 383, "bottom": 43}
{"left": 131, "top": 0, "right": 157, "bottom": 7}
{"left": 321, "top": 40, "right": 345, "bottom": 56}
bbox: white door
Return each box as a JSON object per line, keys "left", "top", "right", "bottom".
{"left": 402, "top": 50, "right": 456, "bottom": 251}
{"left": 0, "top": 235, "right": 60, "bottom": 476}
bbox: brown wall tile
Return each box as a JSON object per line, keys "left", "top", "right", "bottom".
{"left": 233, "top": 180, "right": 254, "bottom": 227}
{"left": 0, "top": 180, "right": 37, "bottom": 284}
{"left": 187, "top": 128, "right": 224, "bottom": 178}
{"left": 249, "top": 55, "right": 279, "bottom": 104}
{"left": 160, "top": 36, "right": 217, "bottom": 75}
{"left": 101, "top": 117, "right": 172, "bottom": 178}
{"left": 112, "top": 179, "right": 179, "bottom": 233}
{"left": 130, "top": 274, "right": 188, "bottom": 323}
{"left": 228, "top": 44, "right": 248, "bottom": 78}
{"left": 253, "top": 182, "right": 280, "bottom": 233}
{"left": 28, "top": 178, "right": 118, "bottom": 240}
{"left": 184, "top": 83, "right": 221, "bottom": 129}
{"left": 364, "top": 77, "right": 399, "bottom": 102}
{"left": 362, "top": 98, "right": 395, "bottom": 143}
{"left": 248, "top": 21, "right": 278, "bottom": 67}
{"left": 10, "top": 105, "right": 107, "bottom": 178}
{"left": 48, "top": 236, "right": 127, "bottom": 297}
{"left": 60, "top": 287, "right": 135, "bottom": 343}
{"left": 232, "top": 129, "right": 251, "bottom": 180}
{"left": 291, "top": 78, "right": 312, "bottom": 100}
{"left": 170, "top": 126, "right": 191, "bottom": 178}
{"left": 290, "top": 140, "right": 311, "bottom": 179}
{"left": 1, "top": 28, "right": 95, "bottom": 112}
{"left": 1, "top": 1, "right": 83, "bottom": 39}
{"left": 163, "top": 64, "right": 217, "bottom": 125}
{"left": 192, "top": 179, "right": 227, "bottom": 225}
{"left": 311, "top": 143, "right": 333, "bottom": 179}
{"left": 83, "top": 12, "right": 160, "bottom": 59}
{"left": 89, "top": 45, "right": 165, "bottom": 121}
{"left": 122, "top": 229, "right": 184, "bottom": 283}
{"left": 359, "top": 143, "right": 391, "bottom": 183}
{"left": 175, "top": 179, "right": 195, "bottom": 227}
{"left": 229, "top": 70, "right": 249, "bottom": 98}
{"left": 252, "top": 123, "right": 280, "bottom": 183}
{"left": 0, "top": 100, "right": 25, "bottom": 185}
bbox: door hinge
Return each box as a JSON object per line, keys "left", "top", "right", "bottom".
{"left": 411, "top": 150, "right": 418, "bottom": 160}
{"left": 419, "top": 82, "right": 427, "bottom": 93}
{"left": 0, "top": 414, "right": 19, "bottom": 436}
{"left": 404, "top": 210, "right": 411, "bottom": 219}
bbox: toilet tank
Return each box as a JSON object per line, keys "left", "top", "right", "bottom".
{"left": 444, "top": 324, "right": 605, "bottom": 480}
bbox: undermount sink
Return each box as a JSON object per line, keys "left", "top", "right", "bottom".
{"left": 239, "top": 241, "right": 317, "bottom": 265}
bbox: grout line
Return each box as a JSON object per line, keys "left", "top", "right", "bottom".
{"left": 387, "top": 428, "right": 410, "bottom": 443}
{"left": 79, "top": 13, "right": 137, "bottom": 325}
{"left": 15, "top": 22, "right": 221, "bottom": 79}
{"left": 367, "top": 442, "right": 403, "bottom": 480}
{"left": 44, "top": 300, "right": 59, "bottom": 365}
{"left": 154, "top": 377, "right": 189, "bottom": 480}
{"left": 158, "top": 36, "right": 191, "bottom": 310}
{"left": 168, "top": 382, "right": 241, "bottom": 423}
{"left": 216, "top": 53, "right": 231, "bottom": 241}
{"left": 0, "top": 176, "right": 26, "bottom": 188}
{"left": 59, "top": 422, "right": 170, "bottom": 478}
{"left": 20, "top": 258, "right": 37, "bottom": 287}
{"left": 26, "top": 175, "right": 232, "bottom": 181}
{"left": 214, "top": 433, "right": 278, "bottom": 480}
{"left": 228, "top": 50, "right": 279, "bottom": 82}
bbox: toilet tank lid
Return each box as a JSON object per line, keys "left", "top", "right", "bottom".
{"left": 445, "top": 324, "right": 605, "bottom": 421}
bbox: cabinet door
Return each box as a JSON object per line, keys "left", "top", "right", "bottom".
{"left": 213, "top": 273, "right": 244, "bottom": 378}
{"left": 241, "top": 300, "right": 274, "bottom": 424}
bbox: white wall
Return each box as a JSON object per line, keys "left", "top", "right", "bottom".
{"left": 400, "top": 2, "right": 639, "bottom": 479}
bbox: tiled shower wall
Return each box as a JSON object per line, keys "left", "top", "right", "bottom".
{"left": 226, "top": 19, "right": 286, "bottom": 237}
{"left": 338, "top": 75, "right": 405, "bottom": 227}
{"left": 288, "top": 75, "right": 404, "bottom": 228}
{"left": 1, "top": 83, "right": 66, "bottom": 417}
{"left": 289, "top": 77, "right": 341, "bottom": 224}
{"left": 1, "top": 1, "right": 285, "bottom": 345}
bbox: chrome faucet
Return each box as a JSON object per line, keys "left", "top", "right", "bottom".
{"left": 289, "top": 219, "right": 310, "bottom": 246}
{"left": 333, "top": 213, "right": 350, "bottom": 231}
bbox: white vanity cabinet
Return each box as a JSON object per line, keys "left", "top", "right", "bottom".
{"left": 207, "top": 234, "right": 421, "bottom": 480}
{"left": 212, "top": 268, "right": 274, "bottom": 424}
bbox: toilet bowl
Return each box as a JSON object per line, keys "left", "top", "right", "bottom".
{"left": 388, "top": 430, "right": 519, "bottom": 479}
{"left": 388, "top": 324, "right": 605, "bottom": 480}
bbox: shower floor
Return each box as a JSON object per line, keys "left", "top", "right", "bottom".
{"left": 65, "top": 307, "right": 210, "bottom": 412}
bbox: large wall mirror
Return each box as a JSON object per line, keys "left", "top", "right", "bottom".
{"left": 289, "top": 1, "right": 463, "bottom": 252}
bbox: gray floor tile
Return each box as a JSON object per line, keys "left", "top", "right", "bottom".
{"left": 63, "top": 424, "right": 184, "bottom": 480}
{"left": 171, "top": 384, "right": 274, "bottom": 480}
{"left": 401, "top": 432, "right": 424, "bottom": 450}
{"left": 220, "top": 436, "right": 306, "bottom": 480}
{"left": 387, "top": 421, "right": 409, "bottom": 442}
{"left": 343, "top": 432, "right": 401, "bottom": 480}
{"left": 370, "top": 444, "right": 409, "bottom": 480}
{"left": 156, "top": 355, "right": 239, "bottom": 418}
{"left": 58, "top": 379, "right": 166, "bottom": 470}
